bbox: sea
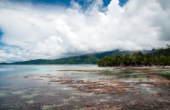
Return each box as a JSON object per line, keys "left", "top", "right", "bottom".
{"left": 0, "top": 65, "right": 170, "bottom": 110}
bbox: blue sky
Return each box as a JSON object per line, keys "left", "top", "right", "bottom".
{"left": 0, "top": 31, "right": 3, "bottom": 39}
{"left": 7, "top": 0, "right": 128, "bottom": 7}
{"left": 0, "top": 29, "right": 5, "bottom": 46}
{"left": 0, "top": 0, "right": 170, "bottom": 62}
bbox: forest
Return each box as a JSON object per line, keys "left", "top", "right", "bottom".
{"left": 0, "top": 54, "right": 99, "bottom": 65}
{"left": 97, "top": 44, "right": 170, "bottom": 66}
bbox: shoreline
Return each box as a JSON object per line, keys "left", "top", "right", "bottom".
{"left": 98, "top": 65, "right": 170, "bottom": 68}
{"left": 98, "top": 65, "right": 170, "bottom": 72}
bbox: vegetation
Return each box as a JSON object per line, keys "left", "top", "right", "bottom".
{"left": 0, "top": 54, "right": 99, "bottom": 65}
{"left": 97, "top": 45, "right": 170, "bottom": 66}
{"left": 92, "top": 50, "right": 151, "bottom": 59}
{"left": 1, "top": 45, "right": 169, "bottom": 65}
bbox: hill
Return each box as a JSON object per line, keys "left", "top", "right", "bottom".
{"left": 0, "top": 54, "right": 99, "bottom": 65}
{"left": 0, "top": 50, "right": 153, "bottom": 65}
{"left": 91, "top": 50, "right": 152, "bottom": 59}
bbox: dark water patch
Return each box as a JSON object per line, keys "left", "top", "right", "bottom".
{"left": 119, "top": 74, "right": 149, "bottom": 79}
{"left": 115, "top": 69, "right": 140, "bottom": 76}
{"left": 102, "top": 69, "right": 138, "bottom": 76}
{"left": 102, "top": 70, "right": 114, "bottom": 76}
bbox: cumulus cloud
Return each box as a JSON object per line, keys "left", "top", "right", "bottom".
{"left": 0, "top": 0, "right": 170, "bottom": 62}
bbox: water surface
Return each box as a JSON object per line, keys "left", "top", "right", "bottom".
{"left": 0, "top": 65, "right": 170, "bottom": 110}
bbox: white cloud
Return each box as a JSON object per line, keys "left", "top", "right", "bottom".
{"left": 70, "top": 0, "right": 82, "bottom": 11}
{"left": 0, "top": 0, "right": 170, "bottom": 62}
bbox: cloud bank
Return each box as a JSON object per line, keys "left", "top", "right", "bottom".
{"left": 0, "top": 0, "right": 170, "bottom": 62}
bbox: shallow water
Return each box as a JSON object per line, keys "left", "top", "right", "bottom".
{"left": 0, "top": 65, "right": 170, "bottom": 110}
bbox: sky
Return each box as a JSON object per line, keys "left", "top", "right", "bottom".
{"left": 0, "top": 0, "right": 170, "bottom": 63}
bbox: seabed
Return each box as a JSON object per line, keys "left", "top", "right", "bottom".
{"left": 0, "top": 66, "right": 170, "bottom": 110}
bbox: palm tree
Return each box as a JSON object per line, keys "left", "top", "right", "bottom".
{"left": 166, "top": 44, "right": 170, "bottom": 56}
{"left": 152, "top": 48, "right": 155, "bottom": 62}
{"left": 160, "top": 47, "right": 164, "bottom": 56}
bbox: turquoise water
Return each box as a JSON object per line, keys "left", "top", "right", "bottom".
{"left": 0, "top": 65, "right": 116, "bottom": 109}
{"left": 0, "top": 65, "right": 170, "bottom": 110}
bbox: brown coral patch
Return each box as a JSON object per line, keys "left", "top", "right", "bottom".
{"left": 24, "top": 75, "right": 140, "bottom": 95}
{"left": 152, "top": 93, "right": 165, "bottom": 97}
{"left": 49, "top": 79, "right": 74, "bottom": 84}
{"left": 148, "top": 75, "right": 166, "bottom": 80}
{"left": 69, "top": 79, "right": 138, "bottom": 95}
{"left": 57, "top": 77, "right": 73, "bottom": 80}
{"left": 23, "top": 75, "right": 34, "bottom": 78}
{"left": 128, "top": 100, "right": 151, "bottom": 108}
{"left": 48, "top": 76, "right": 74, "bottom": 84}
{"left": 57, "top": 70, "right": 104, "bottom": 72}
{"left": 85, "top": 104, "right": 124, "bottom": 110}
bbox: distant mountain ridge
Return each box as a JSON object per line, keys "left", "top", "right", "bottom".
{"left": 91, "top": 50, "right": 152, "bottom": 59}
{"left": 0, "top": 54, "right": 99, "bottom": 65}
{"left": 0, "top": 50, "right": 152, "bottom": 64}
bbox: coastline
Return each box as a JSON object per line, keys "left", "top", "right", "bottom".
{"left": 98, "top": 65, "right": 170, "bottom": 73}
{"left": 98, "top": 65, "right": 170, "bottom": 68}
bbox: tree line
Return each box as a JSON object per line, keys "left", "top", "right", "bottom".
{"left": 97, "top": 44, "right": 170, "bottom": 67}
